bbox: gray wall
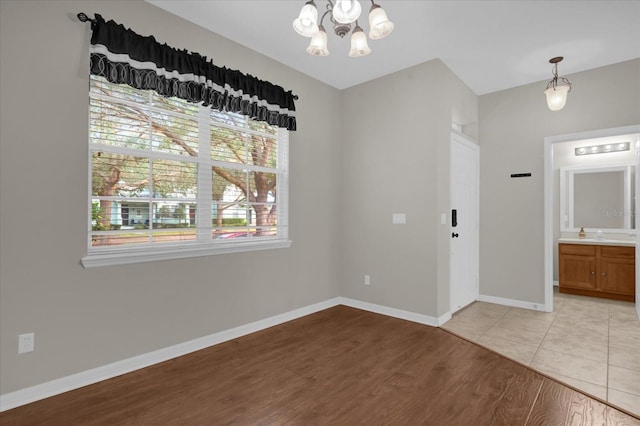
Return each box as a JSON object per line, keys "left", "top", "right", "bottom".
{"left": 339, "top": 60, "right": 477, "bottom": 318}
{"left": 479, "top": 59, "right": 640, "bottom": 304}
{"left": 0, "top": 0, "right": 342, "bottom": 395}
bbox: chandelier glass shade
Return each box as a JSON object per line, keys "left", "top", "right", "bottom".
{"left": 544, "top": 56, "right": 572, "bottom": 111}
{"left": 368, "top": 4, "right": 394, "bottom": 39}
{"left": 293, "top": 2, "right": 319, "bottom": 37}
{"left": 349, "top": 24, "right": 371, "bottom": 57}
{"left": 333, "top": 0, "right": 362, "bottom": 24}
{"left": 307, "top": 25, "right": 330, "bottom": 56}
{"left": 293, "top": 0, "right": 394, "bottom": 57}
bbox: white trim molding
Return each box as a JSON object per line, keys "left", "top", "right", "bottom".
{"left": 478, "top": 294, "right": 547, "bottom": 312}
{"left": 1, "top": 297, "right": 448, "bottom": 412}
{"left": 82, "top": 239, "right": 292, "bottom": 268}
{"left": 338, "top": 297, "right": 450, "bottom": 327}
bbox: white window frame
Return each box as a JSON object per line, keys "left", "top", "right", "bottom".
{"left": 82, "top": 79, "right": 291, "bottom": 268}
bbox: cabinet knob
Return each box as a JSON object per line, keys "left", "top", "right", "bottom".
{"left": 591, "top": 271, "right": 595, "bottom": 275}
{"left": 602, "top": 272, "right": 606, "bottom": 277}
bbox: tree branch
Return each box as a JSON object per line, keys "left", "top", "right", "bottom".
{"left": 212, "top": 166, "right": 255, "bottom": 203}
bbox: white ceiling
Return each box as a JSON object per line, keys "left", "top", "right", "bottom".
{"left": 147, "top": 0, "right": 640, "bottom": 95}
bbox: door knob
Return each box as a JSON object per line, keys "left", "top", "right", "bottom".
{"left": 452, "top": 232, "right": 459, "bottom": 238}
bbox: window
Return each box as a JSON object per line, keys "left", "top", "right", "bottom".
{"left": 82, "top": 76, "right": 290, "bottom": 268}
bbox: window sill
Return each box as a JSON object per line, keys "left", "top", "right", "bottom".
{"left": 81, "top": 239, "right": 292, "bottom": 268}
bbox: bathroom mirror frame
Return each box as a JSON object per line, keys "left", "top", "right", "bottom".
{"left": 560, "top": 163, "right": 635, "bottom": 234}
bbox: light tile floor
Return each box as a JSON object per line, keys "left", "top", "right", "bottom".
{"left": 441, "top": 288, "right": 640, "bottom": 416}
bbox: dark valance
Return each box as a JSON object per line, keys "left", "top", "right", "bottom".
{"left": 87, "top": 14, "right": 297, "bottom": 131}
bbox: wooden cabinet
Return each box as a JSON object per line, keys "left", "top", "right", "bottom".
{"left": 559, "top": 243, "right": 635, "bottom": 302}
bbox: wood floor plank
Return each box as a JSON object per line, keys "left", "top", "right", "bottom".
{"left": 568, "top": 391, "right": 609, "bottom": 425}
{"left": 526, "top": 379, "right": 575, "bottom": 426}
{"left": 1, "top": 305, "right": 638, "bottom": 425}
{"left": 607, "top": 407, "right": 640, "bottom": 426}
{"left": 491, "top": 365, "right": 545, "bottom": 425}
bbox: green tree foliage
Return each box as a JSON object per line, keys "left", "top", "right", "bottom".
{"left": 91, "top": 202, "right": 108, "bottom": 231}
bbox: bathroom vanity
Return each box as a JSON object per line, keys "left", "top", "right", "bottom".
{"left": 558, "top": 239, "right": 635, "bottom": 302}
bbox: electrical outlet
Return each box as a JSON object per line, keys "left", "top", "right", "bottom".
{"left": 364, "top": 275, "right": 371, "bottom": 285}
{"left": 18, "top": 333, "right": 34, "bottom": 354}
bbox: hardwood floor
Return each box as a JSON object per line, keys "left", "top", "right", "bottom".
{"left": 2, "top": 306, "right": 639, "bottom": 425}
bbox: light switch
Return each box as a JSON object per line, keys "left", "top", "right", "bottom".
{"left": 392, "top": 213, "right": 406, "bottom": 224}
{"left": 441, "top": 213, "right": 447, "bottom": 225}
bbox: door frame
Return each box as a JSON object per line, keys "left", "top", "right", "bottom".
{"left": 450, "top": 131, "right": 480, "bottom": 313}
{"left": 543, "top": 124, "right": 640, "bottom": 314}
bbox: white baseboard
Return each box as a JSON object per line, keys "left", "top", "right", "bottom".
{"left": 478, "top": 294, "right": 547, "bottom": 312}
{"left": 0, "top": 297, "right": 342, "bottom": 412}
{"left": 338, "top": 297, "right": 449, "bottom": 326}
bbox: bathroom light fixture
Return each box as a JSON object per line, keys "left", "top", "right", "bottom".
{"left": 544, "top": 56, "right": 572, "bottom": 111}
{"left": 293, "top": 0, "right": 394, "bottom": 57}
{"left": 575, "top": 142, "right": 630, "bottom": 156}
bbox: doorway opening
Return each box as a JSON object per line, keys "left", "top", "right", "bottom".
{"left": 544, "top": 125, "right": 640, "bottom": 314}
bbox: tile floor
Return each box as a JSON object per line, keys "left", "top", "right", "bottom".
{"left": 441, "top": 288, "right": 640, "bottom": 416}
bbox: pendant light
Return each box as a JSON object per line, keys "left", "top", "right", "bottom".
{"left": 544, "top": 56, "right": 572, "bottom": 111}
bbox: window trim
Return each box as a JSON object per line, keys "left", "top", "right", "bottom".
{"left": 81, "top": 238, "right": 292, "bottom": 268}
{"left": 82, "top": 79, "right": 291, "bottom": 268}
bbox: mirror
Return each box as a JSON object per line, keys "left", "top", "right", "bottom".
{"left": 560, "top": 164, "right": 635, "bottom": 233}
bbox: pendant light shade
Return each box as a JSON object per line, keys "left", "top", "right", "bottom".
{"left": 544, "top": 56, "right": 572, "bottom": 111}
{"left": 544, "top": 84, "right": 570, "bottom": 111}
{"left": 333, "top": 0, "right": 362, "bottom": 24}
{"left": 348, "top": 24, "right": 371, "bottom": 57}
{"left": 293, "top": 0, "right": 319, "bottom": 37}
{"left": 368, "top": 4, "right": 394, "bottom": 40}
{"left": 306, "top": 25, "right": 329, "bottom": 56}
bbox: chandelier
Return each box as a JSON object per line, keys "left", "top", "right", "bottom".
{"left": 293, "top": 0, "right": 394, "bottom": 57}
{"left": 544, "top": 56, "right": 572, "bottom": 111}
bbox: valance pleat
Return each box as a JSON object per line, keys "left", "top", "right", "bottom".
{"left": 88, "top": 14, "right": 296, "bottom": 131}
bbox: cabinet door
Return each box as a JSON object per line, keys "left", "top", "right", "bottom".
{"left": 599, "top": 258, "right": 635, "bottom": 296}
{"left": 559, "top": 255, "right": 597, "bottom": 290}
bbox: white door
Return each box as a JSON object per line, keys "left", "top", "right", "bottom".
{"left": 450, "top": 132, "right": 480, "bottom": 314}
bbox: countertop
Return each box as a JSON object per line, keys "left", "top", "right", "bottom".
{"left": 558, "top": 238, "right": 636, "bottom": 247}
